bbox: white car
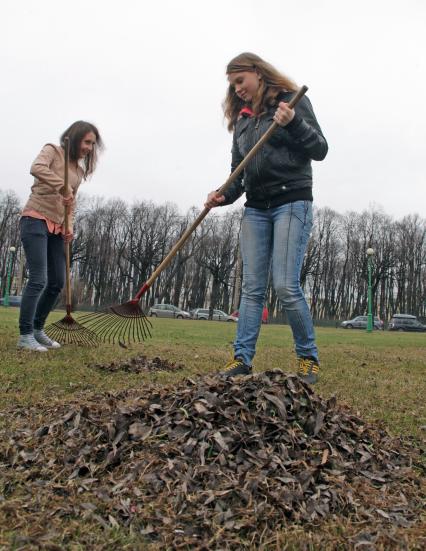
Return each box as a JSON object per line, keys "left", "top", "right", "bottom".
{"left": 192, "top": 308, "right": 237, "bottom": 322}
{"left": 148, "top": 303, "right": 190, "bottom": 319}
{"left": 341, "top": 315, "right": 383, "bottom": 330}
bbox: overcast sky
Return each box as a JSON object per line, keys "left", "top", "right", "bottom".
{"left": 2, "top": 0, "right": 425, "bottom": 220}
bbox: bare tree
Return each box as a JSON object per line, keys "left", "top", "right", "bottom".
{"left": 2, "top": 188, "right": 425, "bottom": 321}
{"left": 0, "top": 191, "right": 21, "bottom": 295}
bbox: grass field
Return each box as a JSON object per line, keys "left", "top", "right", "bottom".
{"left": 1, "top": 307, "right": 425, "bottom": 439}
{"left": 0, "top": 306, "right": 425, "bottom": 549}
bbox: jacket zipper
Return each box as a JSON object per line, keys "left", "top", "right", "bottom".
{"left": 253, "top": 117, "right": 268, "bottom": 204}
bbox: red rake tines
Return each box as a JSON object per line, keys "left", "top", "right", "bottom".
{"left": 76, "top": 296, "right": 152, "bottom": 346}
{"left": 77, "top": 87, "right": 308, "bottom": 345}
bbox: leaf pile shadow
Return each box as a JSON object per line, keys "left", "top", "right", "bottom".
{"left": 90, "top": 354, "right": 184, "bottom": 374}
{"left": 0, "top": 370, "right": 425, "bottom": 549}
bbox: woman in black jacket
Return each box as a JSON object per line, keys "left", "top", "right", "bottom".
{"left": 205, "top": 52, "right": 328, "bottom": 384}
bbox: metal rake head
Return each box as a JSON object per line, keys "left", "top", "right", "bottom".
{"left": 45, "top": 314, "right": 100, "bottom": 347}
{"left": 76, "top": 301, "right": 152, "bottom": 345}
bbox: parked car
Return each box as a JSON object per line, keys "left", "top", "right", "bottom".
{"left": 388, "top": 314, "right": 426, "bottom": 332}
{"left": 341, "top": 315, "right": 383, "bottom": 330}
{"left": 192, "top": 308, "right": 237, "bottom": 322}
{"left": 148, "top": 303, "right": 190, "bottom": 319}
{"left": 0, "top": 295, "right": 22, "bottom": 307}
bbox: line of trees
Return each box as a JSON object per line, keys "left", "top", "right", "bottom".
{"left": 1, "top": 189, "right": 425, "bottom": 321}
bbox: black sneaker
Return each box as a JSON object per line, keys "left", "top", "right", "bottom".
{"left": 297, "top": 357, "right": 320, "bottom": 385}
{"left": 220, "top": 357, "right": 252, "bottom": 377}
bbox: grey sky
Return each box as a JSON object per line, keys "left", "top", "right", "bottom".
{"left": 2, "top": 0, "right": 425, "bottom": 219}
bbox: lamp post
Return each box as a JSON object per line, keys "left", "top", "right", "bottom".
{"left": 3, "top": 246, "right": 16, "bottom": 307}
{"left": 366, "top": 248, "right": 374, "bottom": 332}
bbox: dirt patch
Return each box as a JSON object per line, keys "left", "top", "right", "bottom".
{"left": 90, "top": 354, "right": 184, "bottom": 373}
{"left": 0, "top": 370, "right": 424, "bottom": 549}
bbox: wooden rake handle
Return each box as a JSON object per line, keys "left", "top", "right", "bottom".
{"left": 134, "top": 85, "right": 308, "bottom": 301}
{"left": 62, "top": 137, "right": 72, "bottom": 312}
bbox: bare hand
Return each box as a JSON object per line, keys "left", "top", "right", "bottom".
{"left": 273, "top": 101, "right": 295, "bottom": 127}
{"left": 62, "top": 194, "right": 74, "bottom": 206}
{"left": 205, "top": 190, "right": 226, "bottom": 209}
{"left": 63, "top": 230, "right": 74, "bottom": 243}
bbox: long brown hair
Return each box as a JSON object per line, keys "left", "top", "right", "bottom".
{"left": 223, "top": 52, "right": 298, "bottom": 131}
{"left": 60, "top": 121, "right": 104, "bottom": 178}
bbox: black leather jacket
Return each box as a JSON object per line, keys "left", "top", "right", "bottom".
{"left": 223, "top": 92, "right": 328, "bottom": 209}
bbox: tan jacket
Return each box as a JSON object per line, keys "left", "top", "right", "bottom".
{"left": 22, "top": 144, "right": 84, "bottom": 229}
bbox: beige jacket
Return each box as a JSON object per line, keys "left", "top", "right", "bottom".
{"left": 22, "top": 144, "right": 84, "bottom": 229}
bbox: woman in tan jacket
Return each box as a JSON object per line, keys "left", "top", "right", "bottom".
{"left": 18, "top": 121, "right": 104, "bottom": 351}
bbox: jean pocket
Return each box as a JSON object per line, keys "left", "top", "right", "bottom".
{"left": 20, "top": 217, "right": 47, "bottom": 237}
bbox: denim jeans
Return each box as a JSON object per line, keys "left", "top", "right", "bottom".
{"left": 19, "top": 217, "right": 65, "bottom": 334}
{"left": 234, "top": 201, "right": 318, "bottom": 365}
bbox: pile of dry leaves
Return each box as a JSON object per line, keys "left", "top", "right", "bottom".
{"left": 0, "top": 369, "right": 424, "bottom": 549}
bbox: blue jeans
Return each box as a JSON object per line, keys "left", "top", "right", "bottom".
{"left": 234, "top": 201, "right": 318, "bottom": 365}
{"left": 19, "top": 217, "right": 65, "bottom": 335}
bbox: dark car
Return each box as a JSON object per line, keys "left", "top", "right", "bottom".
{"left": 388, "top": 314, "right": 426, "bottom": 332}
{"left": 341, "top": 315, "right": 383, "bottom": 330}
{"left": 0, "top": 295, "right": 22, "bottom": 307}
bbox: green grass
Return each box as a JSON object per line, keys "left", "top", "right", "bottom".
{"left": 0, "top": 306, "right": 425, "bottom": 549}
{"left": 1, "top": 306, "right": 425, "bottom": 438}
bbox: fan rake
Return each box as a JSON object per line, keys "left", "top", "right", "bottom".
{"left": 45, "top": 308, "right": 100, "bottom": 346}
{"left": 76, "top": 299, "right": 152, "bottom": 346}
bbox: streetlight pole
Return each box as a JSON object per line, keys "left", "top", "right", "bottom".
{"left": 366, "top": 248, "right": 374, "bottom": 332}
{"left": 3, "top": 246, "right": 16, "bottom": 307}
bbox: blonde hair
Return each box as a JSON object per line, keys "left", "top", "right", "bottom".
{"left": 223, "top": 52, "right": 298, "bottom": 131}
